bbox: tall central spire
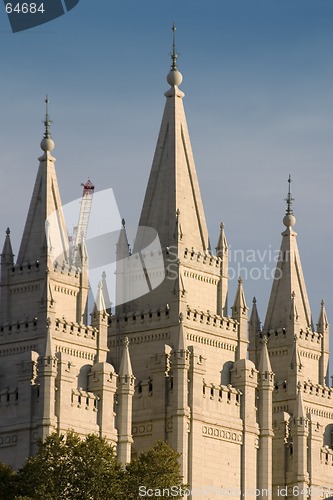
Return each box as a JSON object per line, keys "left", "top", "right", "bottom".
{"left": 134, "top": 26, "right": 209, "bottom": 254}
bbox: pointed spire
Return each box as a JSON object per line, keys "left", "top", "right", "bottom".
{"left": 16, "top": 98, "right": 68, "bottom": 266}
{"left": 216, "top": 223, "right": 228, "bottom": 258}
{"left": 101, "top": 271, "right": 112, "bottom": 311}
{"left": 249, "top": 297, "right": 261, "bottom": 332}
{"left": 317, "top": 300, "right": 329, "bottom": 333}
{"left": 116, "top": 219, "right": 130, "bottom": 260}
{"left": 91, "top": 280, "right": 109, "bottom": 363}
{"left": 231, "top": 277, "right": 248, "bottom": 317}
{"left": 1, "top": 228, "right": 14, "bottom": 265}
{"left": 134, "top": 31, "right": 209, "bottom": 255}
{"left": 232, "top": 277, "right": 249, "bottom": 361}
{"left": 258, "top": 335, "right": 272, "bottom": 373}
{"left": 115, "top": 220, "right": 131, "bottom": 312}
{"left": 93, "top": 280, "right": 107, "bottom": 315}
{"left": 216, "top": 223, "right": 229, "bottom": 317}
{"left": 318, "top": 299, "right": 329, "bottom": 386}
{"left": 119, "top": 337, "right": 133, "bottom": 378}
{"left": 264, "top": 179, "right": 312, "bottom": 332}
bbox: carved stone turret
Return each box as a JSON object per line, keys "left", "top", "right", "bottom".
{"left": 116, "top": 338, "right": 135, "bottom": 465}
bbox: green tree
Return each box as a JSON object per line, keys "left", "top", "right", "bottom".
{"left": 17, "top": 431, "right": 124, "bottom": 500}
{"left": 124, "top": 441, "right": 187, "bottom": 499}
{"left": 0, "top": 461, "right": 18, "bottom": 500}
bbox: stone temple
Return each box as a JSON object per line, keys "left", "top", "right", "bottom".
{"left": 0, "top": 33, "right": 332, "bottom": 500}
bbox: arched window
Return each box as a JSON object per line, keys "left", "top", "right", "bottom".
{"left": 323, "top": 424, "right": 333, "bottom": 448}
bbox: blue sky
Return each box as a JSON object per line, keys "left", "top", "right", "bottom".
{"left": 0, "top": 1, "right": 332, "bottom": 358}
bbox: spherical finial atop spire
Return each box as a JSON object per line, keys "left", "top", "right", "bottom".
{"left": 283, "top": 213, "right": 296, "bottom": 227}
{"left": 40, "top": 137, "right": 55, "bottom": 152}
{"left": 40, "top": 95, "right": 55, "bottom": 152}
{"left": 167, "top": 69, "right": 183, "bottom": 87}
{"left": 167, "top": 23, "right": 183, "bottom": 87}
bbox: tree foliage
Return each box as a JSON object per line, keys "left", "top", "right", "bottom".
{"left": 0, "top": 433, "right": 185, "bottom": 500}
{"left": 16, "top": 431, "right": 124, "bottom": 500}
{"left": 0, "top": 461, "right": 18, "bottom": 499}
{"left": 124, "top": 441, "right": 187, "bottom": 499}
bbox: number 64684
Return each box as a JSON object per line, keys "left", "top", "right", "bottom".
{"left": 5, "top": 3, "right": 45, "bottom": 14}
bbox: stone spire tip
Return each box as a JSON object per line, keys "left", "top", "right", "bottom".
{"left": 119, "top": 336, "right": 133, "bottom": 377}
{"left": 167, "top": 23, "right": 183, "bottom": 88}
{"left": 40, "top": 95, "right": 55, "bottom": 153}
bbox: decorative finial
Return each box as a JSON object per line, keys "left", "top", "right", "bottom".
{"left": 252, "top": 297, "right": 257, "bottom": 305}
{"left": 6, "top": 227, "right": 10, "bottom": 236}
{"left": 283, "top": 175, "right": 296, "bottom": 228}
{"left": 40, "top": 95, "right": 55, "bottom": 153}
{"left": 321, "top": 299, "right": 325, "bottom": 307}
{"left": 124, "top": 337, "right": 129, "bottom": 348}
{"left": 238, "top": 276, "right": 243, "bottom": 285}
{"left": 43, "top": 95, "right": 52, "bottom": 139}
{"left": 285, "top": 175, "right": 294, "bottom": 215}
{"left": 171, "top": 22, "right": 178, "bottom": 71}
{"left": 166, "top": 24, "right": 183, "bottom": 88}
{"left": 121, "top": 218, "right": 126, "bottom": 228}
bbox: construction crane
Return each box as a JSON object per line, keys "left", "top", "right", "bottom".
{"left": 71, "top": 178, "right": 95, "bottom": 267}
